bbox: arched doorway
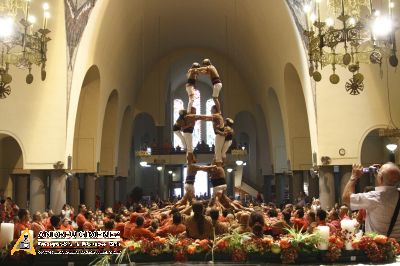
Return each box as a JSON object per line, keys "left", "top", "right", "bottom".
{"left": 283, "top": 63, "right": 313, "bottom": 203}
{"left": 266, "top": 88, "right": 288, "bottom": 204}
{"left": 0, "top": 134, "right": 25, "bottom": 208}
{"left": 116, "top": 106, "right": 133, "bottom": 202}
{"left": 72, "top": 65, "right": 101, "bottom": 173}
{"left": 99, "top": 90, "right": 119, "bottom": 208}
{"left": 131, "top": 112, "right": 157, "bottom": 195}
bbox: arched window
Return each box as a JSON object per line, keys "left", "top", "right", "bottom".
{"left": 173, "top": 99, "right": 184, "bottom": 148}
{"left": 192, "top": 90, "right": 201, "bottom": 147}
{"left": 206, "top": 99, "right": 215, "bottom": 146}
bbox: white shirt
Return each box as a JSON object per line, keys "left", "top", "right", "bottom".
{"left": 350, "top": 186, "right": 400, "bottom": 239}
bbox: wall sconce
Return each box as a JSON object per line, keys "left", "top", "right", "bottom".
{"left": 139, "top": 161, "right": 149, "bottom": 167}
{"left": 235, "top": 160, "right": 243, "bottom": 166}
{"left": 386, "top": 143, "right": 398, "bottom": 152}
{"left": 227, "top": 168, "right": 233, "bottom": 173}
{"left": 157, "top": 166, "right": 163, "bottom": 171}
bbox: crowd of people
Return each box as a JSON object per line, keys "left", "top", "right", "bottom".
{"left": 2, "top": 162, "right": 398, "bottom": 244}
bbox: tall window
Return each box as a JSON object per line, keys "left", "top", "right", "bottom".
{"left": 206, "top": 99, "right": 215, "bottom": 146}
{"left": 192, "top": 90, "right": 201, "bottom": 147}
{"left": 173, "top": 99, "right": 184, "bottom": 148}
{"left": 183, "top": 166, "right": 209, "bottom": 196}
{"left": 173, "top": 91, "right": 202, "bottom": 148}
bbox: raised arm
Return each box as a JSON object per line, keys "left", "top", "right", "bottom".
{"left": 194, "top": 165, "right": 216, "bottom": 172}
{"left": 188, "top": 114, "right": 213, "bottom": 121}
{"left": 342, "top": 164, "right": 363, "bottom": 206}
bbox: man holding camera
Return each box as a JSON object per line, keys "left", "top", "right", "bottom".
{"left": 342, "top": 162, "right": 400, "bottom": 240}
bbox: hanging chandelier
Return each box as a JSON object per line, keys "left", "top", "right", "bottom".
{"left": 0, "top": 0, "right": 51, "bottom": 99}
{"left": 303, "top": 0, "right": 398, "bottom": 95}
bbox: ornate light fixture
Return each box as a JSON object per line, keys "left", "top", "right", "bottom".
{"left": 0, "top": 0, "right": 51, "bottom": 99}
{"left": 303, "top": 0, "right": 398, "bottom": 95}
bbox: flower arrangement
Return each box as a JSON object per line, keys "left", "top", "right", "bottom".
{"left": 214, "top": 231, "right": 253, "bottom": 261}
{"left": 352, "top": 233, "right": 400, "bottom": 262}
{"left": 325, "top": 235, "right": 344, "bottom": 261}
{"left": 277, "top": 227, "right": 320, "bottom": 263}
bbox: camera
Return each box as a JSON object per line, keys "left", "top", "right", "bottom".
{"left": 362, "top": 166, "right": 378, "bottom": 174}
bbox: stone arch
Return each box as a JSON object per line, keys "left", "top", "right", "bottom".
{"left": 130, "top": 112, "right": 158, "bottom": 193}
{"left": 115, "top": 106, "right": 132, "bottom": 203}
{"left": 234, "top": 111, "right": 257, "bottom": 184}
{"left": 266, "top": 88, "right": 288, "bottom": 173}
{"left": 72, "top": 65, "right": 101, "bottom": 172}
{"left": 99, "top": 90, "right": 119, "bottom": 175}
{"left": 117, "top": 106, "right": 133, "bottom": 178}
{"left": 0, "top": 133, "right": 25, "bottom": 203}
{"left": 283, "top": 63, "right": 312, "bottom": 170}
{"left": 360, "top": 128, "right": 397, "bottom": 166}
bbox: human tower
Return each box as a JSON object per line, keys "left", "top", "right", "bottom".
{"left": 173, "top": 59, "right": 240, "bottom": 210}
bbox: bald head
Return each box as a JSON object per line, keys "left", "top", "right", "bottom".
{"left": 378, "top": 162, "right": 400, "bottom": 186}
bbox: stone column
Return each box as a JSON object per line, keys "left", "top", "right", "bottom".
{"left": 30, "top": 171, "right": 46, "bottom": 213}
{"left": 319, "top": 166, "right": 335, "bottom": 210}
{"left": 264, "top": 175, "right": 273, "bottom": 203}
{"left": 291, "top": 171, "right": 304, "bottom": 203}
{"left": 275, "top": 174, "right": 286, "bottom": 205}
{"left": 339, "top": 166, "right": 352, "bottom": 205}
{"left": 307, "top": 171, "right": 319, "bottom": 199}
{"left": 226, "top": 170, "right": 235, "bottom": 197}
{"left": 15, "top": 174, "right": 29, "bottom": 209}
{"left": 50, "top": 171, "right": 66, "bottom": 213}
{"left": 68, "top": 175, "right": 80, "bottom": 211}
{"left": 84, "top": 174, "right": 96, "bottom": 210}
{"left": 158, "top": 168, "right": 168, "bottom": 200}
{"left": 104, "top": 176, "right": 115, "bottom": 208}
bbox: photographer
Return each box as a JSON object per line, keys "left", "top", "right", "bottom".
{"left": 342, "top": 163, "right": 400, "bottom": 240}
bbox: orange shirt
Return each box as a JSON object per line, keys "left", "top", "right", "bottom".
{"left": 115, "top": 222, "right": 125, "bottom": 237}
{"left": 156, "top": 223, "right": 186, "bottom": 236}
{"left": 14, "top": 222, "right": 30, "bottom": 240}
{"left": 60, "top": 224, "right": 74, "bottom": 231}
{"left": 76, "top": 213, "right": 86, "bottom": 228}
{"left": 291, "top": 217, "right": 308, "bottom": 232}
{"left": 129, "top": 226, "right": 154, "bottom": 240}
{"left": 82, "top": 221, "right": 97, "bottom": 231}
{"left": 123, "top": 222, "right": 135, "bottom": 239}
{"left": 30, "top": 222, "right": 45, "bottom": 237}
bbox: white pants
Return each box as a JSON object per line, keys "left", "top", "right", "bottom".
{"left": 212, "top": 184, "right": 227, "bottom": 194}
{"left": 214, "top": 134, "right": 225, "bottom": 162}
{"left": 212, "top": 83, "right": 222, "bottom": 98}
{"left": 183, "top": 133, "right": 193, "bottom": 153}
{"left": 174, "top": 131, "right": 186, "bottom": 149}
{"left": 185, "top": 183, "right": 195, "bottom": 195}
{"left": 221, "top": 140, "right": 232, "bottom": 160}
{"left": 186, "top": 84, "right": 195, "bottom": 112}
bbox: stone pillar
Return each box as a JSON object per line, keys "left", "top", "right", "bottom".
{"left": 30, "top": 171, "right": 46, "bottom": 213}
{"left": 275, "top": 174, "right": 286, "bottom": 206}
{"left": 158, "top": 168, "right": 167, "bottom": 200}
{"left": 104, "top": 176, "right": 115, "bottom": 208}
{"left": 15, "top": 174, "right": 29, "bottom": 209}
{"left": 84, "top": 174, "right": 96, "bottom": 210}
{"left": 307, "top": 171, "right": 319, "bottom": 199}
{"left": 291, "top": 171, "right": 304, "bottom": 203}
{"left": 50, "top": 171, "right": 66, "bottom": 213}
{"left": 226, "top": 170, "right": 234, "bottom": 197}
{"left": 264, "top": 175, "right": 273, "bottom": 203}
{"left": 68, "top": 175, "right": 80, "bottom": 211}
{"left": 340, "top": 166, "right": 352, "bottom": 205}
{"left": 319, "top": 166, "right": 335, "bottom": 210}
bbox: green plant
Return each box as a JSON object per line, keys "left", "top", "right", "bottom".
{"left": 89, "top": 254, "right": 111, "bottom": 266}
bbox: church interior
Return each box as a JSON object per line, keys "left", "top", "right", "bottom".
{"left": 0, "top": 0, "right": 399, "bottom": 264}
